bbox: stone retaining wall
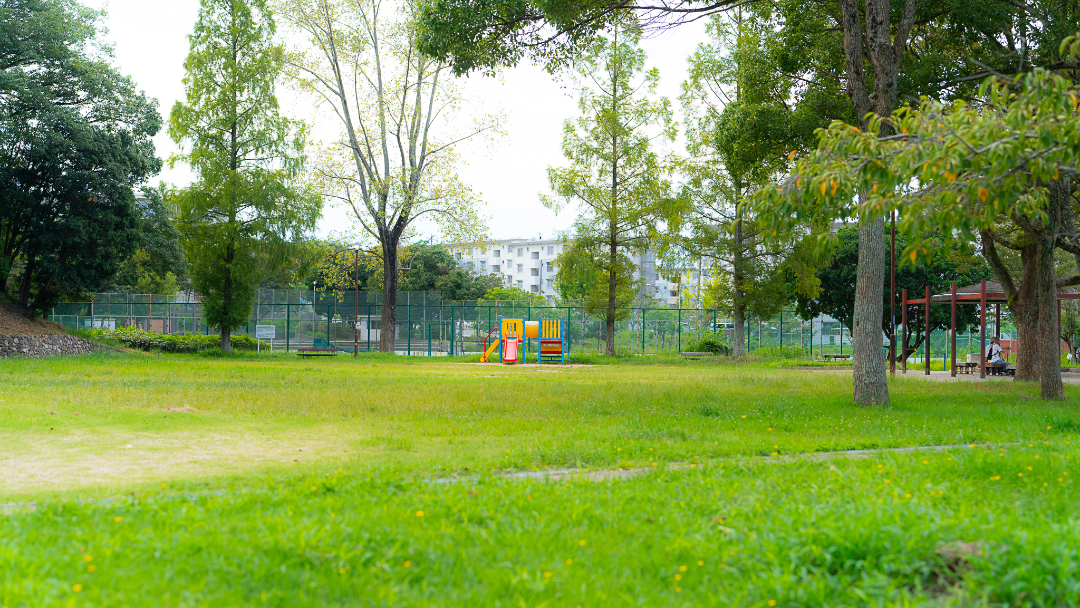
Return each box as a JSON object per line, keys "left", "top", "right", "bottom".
{"left": 0, "top": 334, "right": 96, "bottom": 357}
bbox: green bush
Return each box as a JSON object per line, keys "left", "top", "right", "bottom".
{"left": 684, "top": 332, "right": 732, "bottom": 356}
{"left": 85, "top": 327, "right": 265, "bottom": 353}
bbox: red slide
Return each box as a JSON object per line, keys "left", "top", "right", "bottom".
{"left": 502, "top": 338, "right": 520, "bottom": 364}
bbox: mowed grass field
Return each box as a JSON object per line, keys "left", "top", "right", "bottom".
{"left": 2, "top": 352, "right": 1080, "bottom": 606}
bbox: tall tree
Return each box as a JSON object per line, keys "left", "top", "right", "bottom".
{"left": 663, "top": 9, "right": 823, "bottom": 356}
{"left": 170, "top": 0, "right": 321, "bottom": 352}
{"left": 277, "top": 0, "right": 491, "bottom": 352}
{"left": 755, "top": 56, "right": 1080, "bottom": 399}
{"left": 541, "top": 16, "right": 675, "bottom": 355}
{"left": 0, "top": 0, "right": 162, "bottom": 314}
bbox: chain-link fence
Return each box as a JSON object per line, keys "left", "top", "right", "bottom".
{"left": 49, "top": 290, "right": 1010, "bottom": 360}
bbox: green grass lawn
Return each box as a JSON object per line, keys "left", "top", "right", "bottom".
{"left": 2, "top": 352, "right": 1079, "bottom": 606}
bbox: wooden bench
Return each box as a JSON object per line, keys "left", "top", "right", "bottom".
{"left": 823, "top": 354, "right": 851, "bottom": 362}
{"left": 680, "top": 352, "right": 716, "bottom": 360}
{"left": 297, "top": 348, "right": 340, "bottom": 357}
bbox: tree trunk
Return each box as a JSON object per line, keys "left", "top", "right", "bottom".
{"left": 732, "top": 179, "right": 746, "bottom": 357}
{"left": 1034, "top": 183, "right": 1066, "bottom": 399}
{"left": 605, "top": 228, "right": 617, "bottom": 356}
{"left": 853, "top": 212, "right": 889, "bottom": 405}
{"left": 380, "top": 238, "right": 398, "bottom": 353}
{"left": 221, "top": 242, "right": 234, "bottom": 354}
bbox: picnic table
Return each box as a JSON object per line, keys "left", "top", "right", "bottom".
{"left": 956, "top": 362, "right": 978, "bottom": 374}
{"left": 823, "top": 354, "right": 851, "bottom": 362}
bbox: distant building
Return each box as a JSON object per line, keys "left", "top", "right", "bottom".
{"left": 445, "top": 237, "right": 681, "bottom": 303}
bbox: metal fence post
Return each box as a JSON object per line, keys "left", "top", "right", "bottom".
{"left": 286, "top": 304, "right": 291, "bottom": 352}
{"left": 779, "top": 311, "right": 783, "bottom": 349}
{"left": 678, "top": 308, "right": 682, "bottom": 353}
{"left": 642, "top": 308, "right": 646, "bottom": 353}
{"left": 407, "top": 303, "right": 411, "bottom": 356}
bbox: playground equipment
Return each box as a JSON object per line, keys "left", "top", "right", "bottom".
{"left": 481, "top": 317, "right": 569, "bottom": 364}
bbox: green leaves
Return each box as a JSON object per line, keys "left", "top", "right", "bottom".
{"left": 752, "top": 67, "right": 1080, "bottom": 264}
{"left": 170, "top": 0, "right": 320, "bottom": 344}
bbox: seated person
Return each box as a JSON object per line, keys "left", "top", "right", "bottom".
{"left": 985, "top": 337, "right": 1009, "bottom": 374}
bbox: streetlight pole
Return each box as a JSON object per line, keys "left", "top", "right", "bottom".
{"left": 354, "top": 245, "right": 360, "bottom": 359}
{"left": 890, "top": 210, "right": 896, "bottom": 374}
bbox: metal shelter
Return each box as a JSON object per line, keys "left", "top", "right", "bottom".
{"left": 903, "top": 280, "right": 1079, "bottom": 378}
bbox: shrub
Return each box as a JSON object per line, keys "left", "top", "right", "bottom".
{"left": 684, "top": 333, "right": 732, "bottom": 356}
{"left": 85, "top": 327, "right": 265, "bottom": 353}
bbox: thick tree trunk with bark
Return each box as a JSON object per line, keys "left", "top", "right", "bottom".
{"left": 380, "top": 238, "right": 399, "bottom": 353}
{"left": 853, "top": 213, "right": 889, "bottom": 405}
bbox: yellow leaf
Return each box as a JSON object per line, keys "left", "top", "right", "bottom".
{"left": 910, "top": 251, "right": 917, "bottom": 263}
{"left": 796, "top": 176, "right": 801, "bottom": 187}
{"left": 1055, "top": 168, "right": 1060, "bottom": 180}
{"left": 978, "top": 187, "right": 989, "bottom": 202}
{"left": 820, "top": 182, "right": 827, "bottom": 196}
{"left": 1072, "top": 94, "right": 1078, "bottom": 110}
{"left": 788, "top": 150, "right": 797, "bottom": 160}
{"left": 872, "top": 183, "right": 879, "bottom": 193}
{"left": 831, "top": 180, "right": 838, "bottom": 195}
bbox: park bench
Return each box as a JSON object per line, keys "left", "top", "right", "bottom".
{"left": 297, "top": 348, "right": 340, "bottom": 357}
{"left": 680, "top": 352, "right": 715, "bottom": 360}
{"left": 822, "top": 354, "right": 851, "bottom": 362}
{"left": 956, "top": 362, "right": 978, "bottom": 374}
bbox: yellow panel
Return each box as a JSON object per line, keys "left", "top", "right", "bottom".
{"left": 523, "top": 321, "right": 539, "bottom": 339}
{"left": 501, "top": 318, "right": 523, "bottom": 339}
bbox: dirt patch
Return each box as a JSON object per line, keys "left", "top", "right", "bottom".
{"left": 0, "top": 300, "right": 69, "bottom": 335}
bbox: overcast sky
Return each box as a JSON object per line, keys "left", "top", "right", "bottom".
{"left": 86, "top": 0, "right": 710, "bottom": 242}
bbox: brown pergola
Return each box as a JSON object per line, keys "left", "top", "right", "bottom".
{"left": 902, "top": 280, "right": 1080, "bottom": 378}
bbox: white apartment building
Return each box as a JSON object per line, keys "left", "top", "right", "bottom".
{"left": 445, "top": 238, "right": 673, "bottom": 303}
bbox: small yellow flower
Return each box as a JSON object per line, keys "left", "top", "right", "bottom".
{"left": 337, "top": 467, "right": 342, "bottom": 472}
{"left": 679, "top": 565, "right": 687, "bottom": 572}
{"left": 697, "top": 560, "right": 704, "bottom": 566}
{"left": 741, "top": 415, "right": 747, "bottom": 419}
{"left": 83, "top": 555, "right": 93, "bottom": 562}
{"left": 675, "top": 574, "right": 682, "bottom": 581}
{"left": 416, "top": 511, "right": 424, "bottom": 517}
{"left": 1058, "top": 478, "right": 1064, "bottom": 482}
{"left": 310, "top": 486, "right": 317, "bottom": 492}
{"left": 1036, "top": 456, "right": 1041, "bottom": 459}
{"left": 767, "top": 428, "right": 773, "bottom": 431}
{"left": 113, "top": 517, "right": 122, "bottom": 523}
{"left": 578, "top": 540, "right": 586, "bottom": 546}
{"left": 1029, "top": 444, "right": 1034, "bottom": 447}
{"left": 1064, "top": 471, "right": 1069, "bottom": 476}
{"left": 72, "top": 584, "right": 82, "bottom": 593}
{"left": 87, "top": 565, "right": 96, "bottom": 573}
{"left": 330, "top": 513, "right": 335, "bottom": 518}
{"left": 768, "top": 601, "right": 777, "bottom": 607}
{"left": 565, "top": 558, "right": 572, "bottom": 565}
{"left": 948, "top": 457, "right": 953, "bottom": 461}
{"left": 1018, "top": 473, "right": 1024, "bottom": 477}
{"left": 885, "top": 479, "right": 891, "bottom": 483}
{"left": 161, "top": 483, "right": 167, "bottom": 489}
{"left": 773, "top": 445, "right": 778, "bottom": 449}
{"left": 877, "top": 464, "right": 883, "bottom": 469}
{"left": 543, "top": 571, "right": 552, "bottom": 578}
{"left": 403, "top": 561, "right": 411, "bottom": 568}
{"left": 617, "top": 448, "right": 621, "bottom": 452}
{"left": 339, "top": 567, "right": 346, "bottom": 574}
{"left": 652, "top": 462, "right": 657, "bottom": 467}
{"left": 675, "top": 586, "right": 682, "bottom": 592}
{"left": 905, "top": 493, "right": 912, "bottom": 498}
{"left": 922, "top": 460, "right": 928, "bottom": 464}
{"left": 1047, "top": 426, "right": 1052, "bottom": 430}
{"left": 1027, "top": 466, "right": 1033, "bottom": 471}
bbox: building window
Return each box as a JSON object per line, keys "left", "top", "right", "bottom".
{"left": 546, "top": 263, "right": 553, "bottom": 272}
{"left": 368, "top": 320, "right": 380, "bottom": 330}
{"left": 531, "top": 251, "right": 539, "bottom": 259}
{"left": 506, "top": 275, "right": 513, "bottom": 284}
{"left": 530, "top": 268, "right": 539, "bottom": 276}
{"left": 455, "top": 252, "right": 462, "bottom": 260}
{"left": 493, "top": 250, "right": 500, "bottom": 257}
{"left": 491, "top": 264, "right": 500, "bottom": 273}
{"left": 530, "top": 285, "right": 539, "bottom": 294}
{"left": 517, "top": 248, "right": 523, "bottom": 257}
{"left": 655, "top": 274, "right": 660, "bottom": 281}
{"left": 516, "top": 264, "right": 523, "bottom": 273}
{"left": 547, "top": 246, "right": 553, "bottom": 255}
{"left": 479, "top": 261, "right": 486, "bottom": 271}
{"left": 517, "top": 280, "right": 523, "bottom": 288}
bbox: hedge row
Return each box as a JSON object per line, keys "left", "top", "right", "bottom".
{"left": 86, "top": 327, "right": 266, "bottom": 353}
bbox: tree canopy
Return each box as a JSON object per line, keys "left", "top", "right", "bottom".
{"left": 1, "top": 0, "right": 162, "bottom": 314}
{"left": 170, "top": 0, "right": 321, "bottom": 352}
